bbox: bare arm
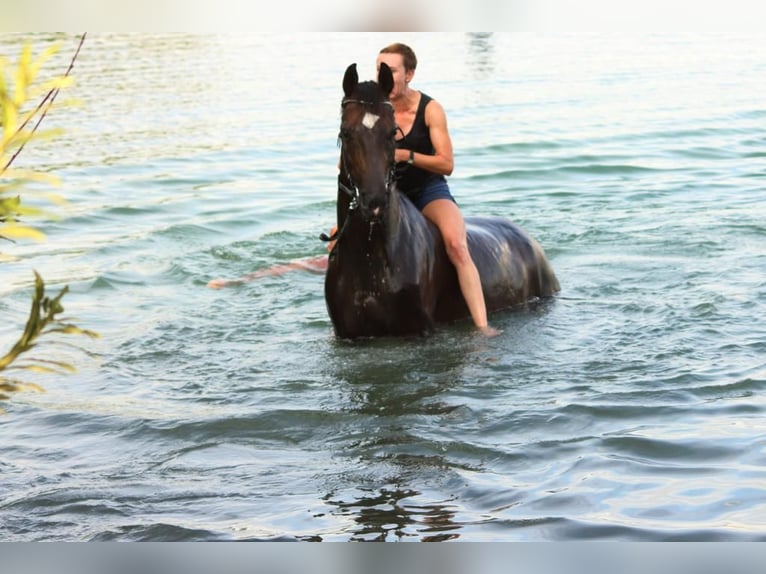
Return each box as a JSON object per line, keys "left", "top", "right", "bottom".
{"left": 393, "top": 98, "right": 454, "bottom": 176}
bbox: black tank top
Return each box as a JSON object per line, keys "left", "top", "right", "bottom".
{"left": 395, "top": 92, "right": 446, "bottom": 198}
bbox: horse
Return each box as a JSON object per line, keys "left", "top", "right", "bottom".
{"left": 324, "top": 62, "right": 560, "bottom": 339}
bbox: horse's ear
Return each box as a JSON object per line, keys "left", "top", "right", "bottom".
{"left": 378, "top": 62, "right": 393, "bottom": 98}
{"left": 343, "top": 63, "right": 358, "bottom": 97}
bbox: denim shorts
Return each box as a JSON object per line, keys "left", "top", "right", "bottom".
{"left": 406, "top": 176, "right": 457, "bottom": 211}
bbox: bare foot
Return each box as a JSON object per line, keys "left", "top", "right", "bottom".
{"left": 207, "top": 279, "right": 229, "bottom": 289}
{"left": 478, "top": 325, "right": 502, "bottom": 337}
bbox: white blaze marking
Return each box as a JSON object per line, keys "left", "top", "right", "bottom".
{"left": 362, "top": 112, "right": 380, "bottom": 129}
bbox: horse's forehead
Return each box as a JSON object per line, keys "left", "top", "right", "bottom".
{"left": 342, "top": 79, "right": 393, "bottom": 130}
{"left": 361, "top": 112, "right": 380, "bottom": 129}
{"left": 343, "top": 101, "right": 393, "bottom": 132}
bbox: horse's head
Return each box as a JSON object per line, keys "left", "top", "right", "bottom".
{"left": 338, "top": 62, "right": 396, "bottom": 223}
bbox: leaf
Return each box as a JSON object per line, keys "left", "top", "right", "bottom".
{"left": 1, "top": 95, "right": 17, "bottom": 140}
{"left": 30, "top": 359, "right": 77, "bottom": 373}
{"left": 45, "top": 325, "right": 101, "bottom": 338}
{"left": 29, "top": 44, "right": 60, "bottom": 81}
{"left": 0, "top": 195, "right": 21, "bottom": 213}
{"left": 29, "top": 76, "right": 73, "bottom": 99}
{"left": 0, "top": 223, "right": 46, "bottom": 241}
{"left": 1, "top": 167, "right": 61, "bottom": 187}
{"left": 0, "top": 378, "right": 45, "bottom": 393}
{"left": 13, "top": 364, "right": 61, "bottom": 374}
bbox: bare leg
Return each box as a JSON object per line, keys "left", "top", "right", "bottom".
{"left": 422, "top": 199, "right": 500, "bottom": 336}
{"left": 208, "top": 227, "right": 337, "bottom": 289}
{"left": 206, "top": 256, "right": 330, "bottom": 288}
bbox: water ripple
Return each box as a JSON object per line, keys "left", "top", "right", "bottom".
{"left": 4, "top": 32, "right": 766, "bottom": 542}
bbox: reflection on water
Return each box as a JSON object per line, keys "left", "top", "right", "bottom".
{"left": 328, "top": 332, "right": 474, "bottom": 407}
{"left": 324, "top": 487, "right": 461, "bottom": 542}
{"left": 317, "top": 333, "right": 479, "bottom": 540}
{"left": 466, "top": 32, "right": 496, "bottom": 78}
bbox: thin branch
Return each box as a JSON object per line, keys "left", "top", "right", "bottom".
{"left": 1, "top": 32, "right": 87, "bottom": 175}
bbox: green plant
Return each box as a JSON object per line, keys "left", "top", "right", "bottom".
{"left": 1, "top": 34, "right": 95, "bottom": 409}
{"left": 0, "top": 271, "right": 98, "bottom": 402}
{"left": 1, "top": 40, "right": 75, "bottom": 240}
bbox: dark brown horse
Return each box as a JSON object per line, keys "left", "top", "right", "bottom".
{"left": 324, "top": 63, "right": 560, "bottom": 339}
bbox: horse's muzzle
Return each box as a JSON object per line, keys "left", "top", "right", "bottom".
{"left": 359, "top": 197, "right": 387, "bottom": 223}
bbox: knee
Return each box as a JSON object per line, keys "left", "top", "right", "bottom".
{"left": 444, "top": 235, "right": 471, "bottom": 266}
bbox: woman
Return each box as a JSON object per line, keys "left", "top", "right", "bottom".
{"left": 377, "top": 43, "right": 498, "bottom": 336}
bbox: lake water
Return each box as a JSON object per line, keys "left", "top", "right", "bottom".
{"left": 1, "top": 32, "right": 765, "bottom": 541}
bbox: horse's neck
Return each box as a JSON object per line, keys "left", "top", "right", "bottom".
{"left": 383, "top": 189, "right": 403, "bottom": 245}
{"left": 336, "top": 187, "right": 403, "bottom": 262}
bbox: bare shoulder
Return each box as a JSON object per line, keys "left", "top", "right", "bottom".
{"left": 424, "top": 97, "right": 448, "bottom": 130}
{"left": 424, "top": 95, "right": 446, "bottom": 116}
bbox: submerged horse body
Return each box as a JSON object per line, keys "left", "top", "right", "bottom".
{"left": 324, "top": 63, "right": 560, "bottom": 339}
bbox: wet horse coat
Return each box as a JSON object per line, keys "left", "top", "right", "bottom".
{"left": 324, "top": 63, "right": 560, "bottom": 339}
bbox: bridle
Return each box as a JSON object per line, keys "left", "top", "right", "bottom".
{"left": 321, "top": 98, "right": 397, "bottom": 247}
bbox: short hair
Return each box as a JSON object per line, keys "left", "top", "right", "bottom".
{"left": 379, "top": 43, "right": 417, "bottom": 72}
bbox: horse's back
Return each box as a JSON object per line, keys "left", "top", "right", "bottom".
{"left": 434, "top": 215, "right": 560, "bottom": 322}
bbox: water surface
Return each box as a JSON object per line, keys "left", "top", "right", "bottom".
{"left": 1, "top": 33, "right": 765, "bottom": 541}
